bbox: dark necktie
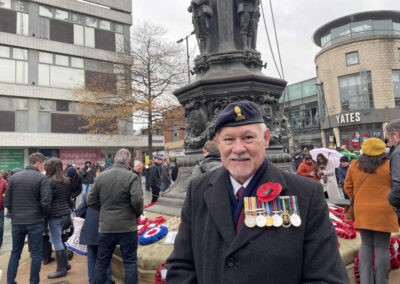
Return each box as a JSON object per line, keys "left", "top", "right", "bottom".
{"left": 236, "top": 186, "right": 245, "bottom": 233}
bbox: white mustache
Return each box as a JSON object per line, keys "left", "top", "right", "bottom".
{"left": 228, "top": 154, "right": 251, "bottom": 160}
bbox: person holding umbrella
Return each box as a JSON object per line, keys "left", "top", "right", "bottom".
{"left": 316, "top": 153, "right": 341, "bottom": 199}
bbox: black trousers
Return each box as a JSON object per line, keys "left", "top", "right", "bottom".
{"left": 151, "top": 185, "right": 160, "bottom": 203}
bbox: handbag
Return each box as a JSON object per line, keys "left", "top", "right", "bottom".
{"left": 344, "top": 173, "right": 368, "bottom": 222}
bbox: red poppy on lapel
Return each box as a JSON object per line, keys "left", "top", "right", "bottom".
{"left": 256, "top": 182, "right": 282, "bottom": 202}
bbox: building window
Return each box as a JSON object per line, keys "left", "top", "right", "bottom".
{"left": 392, "top": 70, "right": 400, "bottom": 107}
{"left": 54, "top": 9, "right": 69, "bottom": 21}
{"left": 39, "top": 6, "right": 53, "bottom": 18}
{"left": 346, "top": 51, "right": 359, "bottom": 66}
{"left": 398, "top": 48, "right": 400, "bottom": 60}
{"left": 0, "top": 45, "right": 28, "bottom": 84}
{"left": 0, "top": 96, "right": 10, "bottom": 110}
{"left": 16, "top": 12, "right": 28, "bottom": 35}
{"left": 0, "top": 0, "right": 11, "bottom": 9}
{"left": 38, "top": 52, "right": 85, "bottom": 89}
{"left": 339, "top": 72, "right": 374, "bottom": 111}
{"left": 39, "top": 100, "right": 54, "bottom": 111}
{"left": 56, "top": 101, "right": 69, "bottom": 112}
{"left": 12, "top": 98, "right": 27, "bottom": 110}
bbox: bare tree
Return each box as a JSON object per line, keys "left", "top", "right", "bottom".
{"left": 77, "top": 22, "right": 186, "bottom": 158}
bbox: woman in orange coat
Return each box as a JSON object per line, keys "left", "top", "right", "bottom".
{"left": 344, "top": 138, "right": 399, "bottom": 284}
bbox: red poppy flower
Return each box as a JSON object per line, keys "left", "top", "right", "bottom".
{"left": 256, "top": 182, "right": 282, "bottom": 202}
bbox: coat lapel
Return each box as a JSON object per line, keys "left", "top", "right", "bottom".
{"left": 228, "top": 160, "right": 289, "bottom": 255}
{"left": 203, "top": 167, "right": 236, "bottom": 246}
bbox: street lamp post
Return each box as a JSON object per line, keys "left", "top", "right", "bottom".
{"left": 177, "top": 31, "right": 195, "bottom": 83}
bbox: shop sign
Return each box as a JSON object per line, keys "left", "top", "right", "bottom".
{"left": 335, "top": 112, "right": 361, "bottom": 125}
{"left": 0, "top": 149, "right": 24, "bottom": 171}
{"left": 59, "top": 149, "right": 101, "bottom": 168}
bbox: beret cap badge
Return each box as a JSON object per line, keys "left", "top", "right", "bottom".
{"left": 234, "top": 106, "right": 245, "bottom": 121}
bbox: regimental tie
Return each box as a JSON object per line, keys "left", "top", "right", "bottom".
{"left": 236, "top": 186, "right": 246, "bottom": 233}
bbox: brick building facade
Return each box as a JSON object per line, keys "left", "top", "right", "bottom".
{"left": 313, "top": 10, "right": 400, "bottom": 149}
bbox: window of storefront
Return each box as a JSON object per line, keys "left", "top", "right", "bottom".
{"left": 288, "top": 102, "right": 319, "bottom": 130}
{"left": 346, "top": 51, "right": 359, "bottom": 66}
{"left": 339, "top": 124, "right": 383, "bottom": 150}
{"left": 338, "top": 72, "right": 373, "bottom": 111}
{"left": 392, "top": 70, "right": 400, "bottom": 107}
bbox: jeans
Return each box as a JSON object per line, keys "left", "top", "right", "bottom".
{"left": 0, "top": 209, "right": 4, "bottom": 247}
{"left": 7, "top": 223, "right": 44, "bottom": 284}
{"left": 145, "top": 176, "right": 150, "bottom": 191}
{"left": 48, "top": 217, "right": 65, "bottom": 251}
{"left": 94, "top": 232, "right": 138, "bottom": 284}
{"left": 82, "top": 184, "right": 92, "bottom": 201}
{"left": 87, "top": 245, "right": 113, "bottom": 284}
{"left": 359, "top": 229, "right": 391, "bottom": 284}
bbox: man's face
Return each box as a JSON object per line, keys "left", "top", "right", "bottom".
{"left": 35, "top": 161, "right": 46, "bottom": 173}
{"left": 154, "top": 158, "right": 161, "bottom": 165}
{"left": 305, "top": 158, "right": 313, "bottom": 165}
{"left": 385, "top": 130, "right": 400, "bottom": 147}
{"left": 216, "top": 123, "right": 270, "bottom": 183}
{"left": 85, "top": 162, "right": 91, "bottom": 167}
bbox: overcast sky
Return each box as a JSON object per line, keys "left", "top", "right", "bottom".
{"left": 132, "top": 0, "right": 400, "bottom": 85}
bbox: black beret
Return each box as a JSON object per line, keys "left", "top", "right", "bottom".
{"left": 214, "top": 100, "right": 264, "bottom": 132}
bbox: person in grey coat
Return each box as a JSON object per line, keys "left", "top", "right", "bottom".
{"left": 385, "top": 118, "right": 400, "bottom": 216}
{"left": 87, "top": 148, "right": 143, "bottom": 284}
{"left": 190, "top": 140, "right": 222, "bottom": 180}
{"left": 166, "top": 100, "right": 348, "bottom": 284}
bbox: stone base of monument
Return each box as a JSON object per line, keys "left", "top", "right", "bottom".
{"left": 111, "top": 211, "right": 400, "bottom": 283}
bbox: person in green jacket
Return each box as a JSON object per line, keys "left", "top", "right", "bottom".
{"left": 87, "top": 148, "right": 143, "bottom": 284}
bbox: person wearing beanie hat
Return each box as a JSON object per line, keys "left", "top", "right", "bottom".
{"left": 338, "top": 156, "right": 351, "bottom": 199}
{"left": 344, "top": 137, "right": 398, "bottom": 284}
{"left": 296, "top": 154, "right": 318, "bottom": 181}
{"left": 66, "top": 167, "right": 77, "bottom": 178}
{"left": 167, "top": 100, "right": 348, "bottom": 283}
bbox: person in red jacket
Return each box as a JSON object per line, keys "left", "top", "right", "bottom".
{"left": 297, "top": 154, "right": 318, "bottom": 181}
{"left": 0, "top": 172, "right": 8, "bottom": 249}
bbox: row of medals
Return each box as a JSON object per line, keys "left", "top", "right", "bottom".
{"left": 244, "top": 196, "right": 301, "bottom": 228}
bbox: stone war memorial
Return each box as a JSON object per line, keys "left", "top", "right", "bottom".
{"left": 150, "top": 0, "right": 291, "bottom": 216}
{"left": 127, "top": 0, "right": 294, "bottom": 282}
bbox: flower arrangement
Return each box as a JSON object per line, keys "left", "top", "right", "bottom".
{"left": 139, "top": 226, "right": 168, "bottom": 246}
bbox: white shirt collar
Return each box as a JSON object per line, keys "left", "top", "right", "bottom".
{"left": 230, "top": 175, "right": 254, "bottom": 197}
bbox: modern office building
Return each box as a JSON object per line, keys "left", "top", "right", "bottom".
{"left": 0, "top": 0, "right": 163, "bottom": 170}
{"left": 281, "top": 78, "right": 322, "bottom": 153}
{"left": 313, "top": 10, "right": 400, "bottom": 149}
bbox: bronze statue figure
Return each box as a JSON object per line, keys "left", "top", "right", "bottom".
{"left": 237, "top": 0, "right": 260, "bottom": 50}
{"left": 188, "top": 0, "right": 213, "bottom": 54}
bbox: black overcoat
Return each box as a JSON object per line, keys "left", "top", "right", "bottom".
{"left": 166, "top": 160, "right": 349, "bottom": 284}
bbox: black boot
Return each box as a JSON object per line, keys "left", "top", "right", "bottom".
{"left": 47, "top": 250, "right": 67, "bottom": 279}
{"left": 42, "top": 236, "right": 54, "bottom": 265}
{"left": 65, "top": 249, "right": 71, "bottom": 271}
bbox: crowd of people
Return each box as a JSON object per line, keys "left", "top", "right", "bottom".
{"left": 1, "top": 103, "right": 400, "bottom": 284}
{"left": 291, "top": 119, "right": 400, "bottom": 284}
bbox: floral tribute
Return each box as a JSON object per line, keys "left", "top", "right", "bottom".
{"left": 256, "top": 182, "right": 282, "bottom": 202}
{"left": 139, "top": 226, "right": 168, "bottom": 246}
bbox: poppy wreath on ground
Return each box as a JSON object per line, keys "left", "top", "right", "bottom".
{"left": 353, "top": 237, "right": 400, "bottom": 284}
{"left": 139, "top": 226, "right": 168, "bottom": 246}
{"left": 137, "top": 216, "right": 167, "bottom": 237}
{"left": 154, "top": 263, "right": 167, "bottom": 284}
{"left": 332, "top": 220, "right": 357, "bottom": 239}
{"left": 256, "top": 182, "right": 282, "bottom": 202}
{"left": 151, "top": 216, "right": 166, "bottom": 226}
{"left": 329, "top": 207, "right": 346, "bottom": 220}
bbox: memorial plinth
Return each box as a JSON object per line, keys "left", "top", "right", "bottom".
{"left": 111, "top": 210, "right": 400, "bottom": 283}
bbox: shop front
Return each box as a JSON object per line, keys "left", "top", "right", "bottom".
{"left": 0, "top": 149, "right": 25, "bottom": 171}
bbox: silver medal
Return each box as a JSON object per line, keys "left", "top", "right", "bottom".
{"left": 290, "top": 214, "right": 301, "bottom": 227}
{"left": 272, "top": 213, "right": 283, "bottom": 227}
{"left": 256, "top": 214, "right": 267, "bottom": 227}
{"left": 245, "top": 215, "right": 256, "bottom": 228}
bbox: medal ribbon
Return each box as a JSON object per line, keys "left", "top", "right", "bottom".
{"left": 244, "top": 197, "right": 249, "bottom": 214}
{"left": 268, "top": 201, "right": 273, "bottom": 216}
{"left": 251, "top": 197, "right": 256, "bottom": 214}
{"left": 293, "top": 196, "right": 300, "bottom": 215}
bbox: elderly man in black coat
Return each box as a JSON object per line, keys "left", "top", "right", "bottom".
{"left": 166, "top": 101, "right": 348, "bottom": 284}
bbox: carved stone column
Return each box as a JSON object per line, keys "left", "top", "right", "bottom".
{"left": 149, "top": 0, "right": 291, "bottom": 216}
